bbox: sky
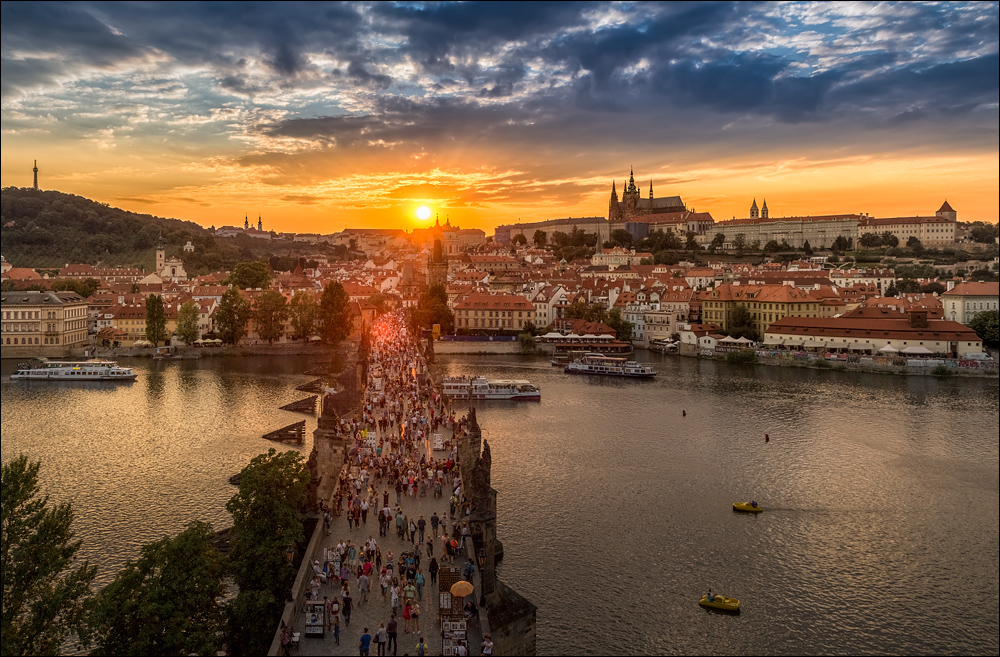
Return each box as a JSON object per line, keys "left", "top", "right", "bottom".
{"left": 1, "top": 1, "right": 998, "bottom": 234}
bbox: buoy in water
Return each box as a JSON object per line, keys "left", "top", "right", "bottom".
{"left": 765, "top": 434, "right": 770, "bottom": 443}
{"left": 682, "top": 410, "right": 686, "bottom": 417}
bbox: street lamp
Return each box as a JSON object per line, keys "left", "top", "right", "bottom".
{"left": 285, "top": 545, "right": 296, "bottom": 565}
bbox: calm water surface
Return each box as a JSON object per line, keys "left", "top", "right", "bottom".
{"left": 2, "top": 352, "right": 997, "bottom": 655}
{"left": 439, "top": 353, "right": 999, "bottom": 656}
{"left": 0, "top": 355, "right": 334, "bottom": 587}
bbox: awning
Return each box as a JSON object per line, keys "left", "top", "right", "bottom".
{"left": 735, "top": 337, "right": 753, "bottom": 344}
{"left": 763, "top": 336, "right": 783, "bottom": 345}
{"left": 901, "top": 345, "right": 933, "bottom": 355}
{"left": 719, "top": 335, "right": 738, "bottom": 342}
{"left": 802, "top": 340, "right": 821, "bottom": 348}
{"left": 848, "top": 343, "right": 871, "bottom": 351}
{"left": 826, "top": 341, "right": 849, "bottom": 350}
{"left": 878, "top": 344, "right": 899, "bottom": 353}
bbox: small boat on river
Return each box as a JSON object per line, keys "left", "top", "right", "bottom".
{"left": 733, "top": 501, "right": 763, "bottom": 513}
{"left": 564, "top": 353, "right": 657, "bottom": 378}
{"left": 699, "top": 594, "right": 741, "bottom": 612}
{"left": 10, "top": 358, "right": 137, "bottom": 381}
{"left": 442, "top": 376, "right": 541, "bottom": 401}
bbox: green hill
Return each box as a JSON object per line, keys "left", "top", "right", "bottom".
{"left": 0, "top": 187, "right": 340, "bottom": 274}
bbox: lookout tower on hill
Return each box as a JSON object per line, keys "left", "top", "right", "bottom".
{"left": 33, "top": 160, "right": 38, "bottom": 190}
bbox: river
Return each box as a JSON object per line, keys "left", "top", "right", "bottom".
{"left": 2, "top": 352, "right": 997, "bottom": 654}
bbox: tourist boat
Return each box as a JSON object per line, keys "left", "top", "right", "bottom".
{"left": 441, "top": 376, "right": 541, "bottom": 401}
{"left": 10, "top": 358, "right": 137, "bottom": 381}
{"left": 699, "top": 595, "right": 741, "bottom": 612}
{"left": 733, "top": 502, "right": 763, "bottom": 513}
{"left": 563, "top": 353, "right": 657, "bottom": 378}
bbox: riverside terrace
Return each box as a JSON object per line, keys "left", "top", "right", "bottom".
{"left": 268, "top": 314, "right": 536, "bottom": 656}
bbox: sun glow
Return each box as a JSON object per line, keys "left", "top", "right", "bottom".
{"left": 416, "top": 206, "right": 431, "bottom": 220}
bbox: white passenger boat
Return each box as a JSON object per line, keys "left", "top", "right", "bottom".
{"left": 10, "top": 358, "right": 138, "bottom": 381}
{"left": 564, "top": 353, "right": 657, "bottom": 378}
{"left": 442, "top": 376, "right": 541, "bottom": 401}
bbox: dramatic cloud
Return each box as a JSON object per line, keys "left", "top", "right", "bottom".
{"left": 1, "top": 1, "right": 996, "bottom": 231}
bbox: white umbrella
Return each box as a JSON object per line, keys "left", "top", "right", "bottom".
{"left": 719, "top": 335, "right": 738, "bottom": 342}
{"left": 735, "top": 336, "right": 753, "bottom": 343}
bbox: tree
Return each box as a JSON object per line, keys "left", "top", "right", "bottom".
{"left": 859, "top": 233, "right": 881, "bottom": 249}
{"left": 550, "top": 231, "right": 571, "bottom": 248}
{"left": 253, "top": 289, "right": 289, "bottom": 344}
{"left": 412, "top": 283, "right": 454, "bottom": 334}
{"left": 969, "top": 310, "right": 999, "bottom": 346}
{"left": 802, "top": 240, "right": 813, "bottom": 256}
{"left": 532, "top": 230, "right": 547, "bottom": 248}
{"left": 685, "top": 232, "right": 699, "bottom": 251}
{"left": 763, "top": 240, "right": 781, "bottom": 253}
{"left": 884, "top": 281, "right": 898, "bottom": 297}
{"left": 88, "top": 521, "right": 225, "bottom": 657}
{"left": 288, "top": 291, "right": 317, "bottom": 340}
{"left": 175, "top": 300, "right": 200, "bottom": 344}
{"left": 1, "top": 456, "right": 96, "bottom": 656}
{"left": 368, "top": 293, "right": 388, "bottom": 316}
{"left": 833, "top": 235, "right": 852, "bottom": 252}
{"left": 919, "top": 281, "right": 945, "bottom": 295}
{"left": 225, "top": 260, "right": 271, "bottom": 290}
{"left": 51, "top": 277, "right": 100, "bottom": 298}
{"left": 521, "top": 319, "right": 538, "bottom": 336}
{"left": 896, "top": 279, "right": 921, "bottom": 294}
{"left": 611, "top": 229, "right": 633, "bottom": 249}
{"left": 317, "top": 281, "right": 352, "bottom": 344}
{"left": 881, "top": 231, "right": 899, "bottom": 248}
{"left": 607, "top": 307, "right": 634, "bottom": 342}
{"left": 145, "top": 294, "right": 167, "bottom": 346}
{"left": 215, "top": 286, "right": 251, "bottom": 345}
{"left": 750, "top": 239, "right": 761, "bottom": 252}
{"left": 511, "top": 233, "right": 527, "bottom": 247}
{"left": 907, "top": 236, "right": 924, "bottom": 254}
{"left": 733, "top": 233, "right": 747, "bottom": 256}
{"left": 226, "top": 449, "right": 309, "bottom": 656}
{"left": 563, "top": 300, "right": 607, "bottom": 324}
{"left": 710, "top": 233, "right": 726, "bottom": 251}
{"left": 726, "top": 304, "right": 758, "bottom": 341}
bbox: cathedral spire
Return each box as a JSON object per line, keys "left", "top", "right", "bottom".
{"left": 649, "top": 179, "right": 654, "bottom": 200}
{"left": 750, "top": 198, "right": 759, "bottom": 219}
{"left": 244, "top": 214, "right": 249, "bottom": 229}
{"left": 761, "top": 198, "right": 769, "bottom": 219}
{"left": 258, "top": 215, "right": 262, "bottom": 231}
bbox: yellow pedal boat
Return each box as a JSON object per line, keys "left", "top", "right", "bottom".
{"left": 733, "top": 502, "right": 763, "bottom": 513}
{"left": 699, "top": 595, "right": 741, "bottom": 611}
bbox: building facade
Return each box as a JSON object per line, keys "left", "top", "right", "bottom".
{"left": 454, "top": 293, "right": 535, "bottom": 332}
{"left": 941, "top": 281, "right": 1000, "bottom": 325}
{"left": 1, "top": 290, "right": 90, "bottom": 358}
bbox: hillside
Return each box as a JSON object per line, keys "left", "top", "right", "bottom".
{"left": 0, "top": 187, "right": 341, "bottom": 274}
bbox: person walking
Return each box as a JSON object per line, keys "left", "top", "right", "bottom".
{"left": 359, "top": 627, "right": 372, "bottom": 657}
{"left": 342, "top": 589, "right": 354, "bottom": 626}
{"left": 375, "top": 622, "right": 388, "bottom": 656}
{"left": 428, "top": 558, "right": 439, "bottom": 585}
{"left": 414, "top": 569, "right": 425, "bottom": 600}
{"left": 415, "top": 636, "right": 429, "bottom": 657}
{"left": 386, "top": 613, "right": 398, "bottom": 656}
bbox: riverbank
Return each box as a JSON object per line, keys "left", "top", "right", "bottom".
{"left": 88, "top": 341, "right": 344, "bottom": 359}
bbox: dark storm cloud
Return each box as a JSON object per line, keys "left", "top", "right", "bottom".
{"left": 2, "top": 1, "right": 997, "bottom": 161}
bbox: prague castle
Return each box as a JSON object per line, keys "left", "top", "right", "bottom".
{"left": 608, "top": 167, "right": 686, "bottom": 223}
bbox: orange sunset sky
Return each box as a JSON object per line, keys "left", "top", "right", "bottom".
{"left": 2, "top": 2, "right": 997, "bottom": 234}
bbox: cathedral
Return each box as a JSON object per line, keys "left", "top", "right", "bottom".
{"left": 608, "top": 167, "right": 686, "bottom": 222}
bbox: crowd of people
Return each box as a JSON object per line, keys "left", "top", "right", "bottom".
{"left": 295, "top": 313, "right": 487, "bottom": 656}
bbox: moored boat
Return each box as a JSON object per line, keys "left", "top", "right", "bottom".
{"left": 564, "top": 353, "right": 657, "bottom": 378}
{"left": 10, "top": 358, "right": 137, "bottom": 381}
{"left": 442, "top": 376, "right": 541, "bottom": 401}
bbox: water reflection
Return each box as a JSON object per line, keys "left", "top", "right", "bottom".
{"left": 0, "top": 355, "right": 327, "bottom": 588}
{"left": 441, "top": 353, "right": 999, "bottom": 656}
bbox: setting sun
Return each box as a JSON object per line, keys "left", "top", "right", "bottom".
{"left": 416, "top": 206, "right": 431, "bottom": 221}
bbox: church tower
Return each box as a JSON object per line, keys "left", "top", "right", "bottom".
{"left": 750, "top": 198, "right": 759, "bottom": 219}
{"left": 622, "top": 167, "right": 640, "bottom": 219}
{"left": 155, "top": 235, "right": 165, "bottom": 274}
{"left": 608, "top": 180, "right": 621, "bottom": 221}
{"left": 649, "top": 179, "right": 654, "bottom": 200}
{"left": 257, "top": 215, "right": 262, "bottom": 231}
{"left": 33, "top": 160, "right": 38, "bottom": 190}
{"left": 761, "top": 199, "right": 769, "bottom": 219}
{"left": 244, "top": 215, "right": 249, "bottom": 230}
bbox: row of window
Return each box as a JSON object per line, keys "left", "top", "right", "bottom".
{"left": 2, "top": 323, "right": 41, "bottom": 332}
{"left": 459, "top": 310, "right": 530, "bottom": 318}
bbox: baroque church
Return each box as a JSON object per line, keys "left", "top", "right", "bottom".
{"left": 608, "top": 167, "right": 686, "bottom": 222}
